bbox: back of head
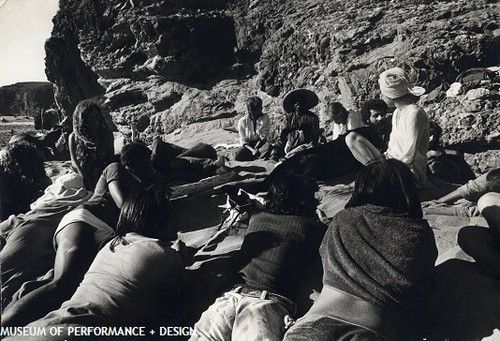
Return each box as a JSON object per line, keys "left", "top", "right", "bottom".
{"left": 73, "top": 100, "right": 107, "bottom": 143}
{"left": 120, "top": 142, "right": 152, "bottom": 170}
{"left": 265, "top": 174, "right": 319, "bottom": 217}
{"left": 327, "top": 102, "right": 348, "bottom": 124}
{"left": 486, "top": 168, "right": 500, "bottom": 185}
{"left": 346, "top": 159, "right": 422, "bottom": 218}
{"left": 378, "top": 67, "right": 425, "bottom": 102}
{"left": 0, "top": 141, "right": 46, "bottom": 184}
{"left": 115, "top": 190, "right": 174, "bottom": 241}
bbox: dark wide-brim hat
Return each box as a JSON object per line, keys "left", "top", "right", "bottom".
{"left": 282, "top": 89, "right": 319, "bottom": 113}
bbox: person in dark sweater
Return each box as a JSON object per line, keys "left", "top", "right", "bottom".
{"left": 189, "top": 174, "right": 327, "bottom": 341}
{"left": 284, "top": 159, "right": 437, "bottom": 341}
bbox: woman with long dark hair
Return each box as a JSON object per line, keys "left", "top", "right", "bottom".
{"left": 284, "top": 159, "right": 437, "bottom": 341}
{"left": 1, "top": 143, "right": 169, "bottom": 327}
{"left": 5, "top": 191, "right": 185, "bottom": 341}
{"left": 69, "top": 100, "right": 114, "bottom": 190}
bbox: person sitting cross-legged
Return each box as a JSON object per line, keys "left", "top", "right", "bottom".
{"left": 234, "top": 96, "right": 271, "bottom": 161}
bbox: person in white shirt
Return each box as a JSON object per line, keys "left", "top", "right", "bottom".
{"left": 345, "top": 67, "right": 430, "bottom": 187}
{"left": 234, "top": 96, "right": 271, "bottom": 161}
{"left": 378, "top": 68, "right": 429, "bottom": 187}
{"left": 325, "top": 102, "right": 364, "bottom": 141}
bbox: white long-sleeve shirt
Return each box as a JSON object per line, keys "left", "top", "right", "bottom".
{"left": 385, "top": 104, "right": 430, "bottom": 185}
{"left": 237, "top": 114, "right": 270, "bottom": 146}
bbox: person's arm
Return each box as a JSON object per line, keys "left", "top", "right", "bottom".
{"left": 257, "top": 114, "right": 271, "bottom": 142}
{"left": 1, "top": 222, "right": 96, "bottom": 327}
{"left": 437, "top": 188, "right": 465, "bottom": 204}
{"left": 238, "top": 117, "right": 249, "bottom": 146}
{"left": 438, "top": 173, "right": 489, "bottom": 203}
{"left": 68, "top": 132, "right": 84, "bottom": 176}
{"left": 108, "top": 179, "right": 128, "bottom": 209}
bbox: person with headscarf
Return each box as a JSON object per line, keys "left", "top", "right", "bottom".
{"left": 344, "top": 67, "right": 430, "bottom": 188}
{"left": 378, "top": 67, "right": 430, "bottom": 187}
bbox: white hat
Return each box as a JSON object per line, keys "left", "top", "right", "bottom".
{"left": 378, "top": 67, "right": 425, "bottom": 99}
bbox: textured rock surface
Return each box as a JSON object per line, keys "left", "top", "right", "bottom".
{"left": 0, "top": 82, "right": 55, "bottom": 118}
{"left": 45, "top": 0, "right": 500, "bottom": 170}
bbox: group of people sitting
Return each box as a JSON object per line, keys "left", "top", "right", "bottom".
{"left": 0, "top": 67, "right": 499, "bottom": 340}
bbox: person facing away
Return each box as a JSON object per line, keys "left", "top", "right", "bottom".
{"left": 68, "top": 100, "right": 115, "bottom": 190}
{"left": 379, "top": 67, "right": 430, "bottom": 187}
{"left": 7, "top": 191, "right": 187, "bottom": 341}
{"left": 234, "top": 96, "right": 271, "bottom": 161}
{"left": 284, "top": 159, "right": 438, "bottom": 341}
{"left": 0, "top": 141, "right": 52, "bottom": 221}
{"left": 189, "top": 174, "right": 327, "bottom": 341}
{"left": 1, "top": 142, "right": 169, "bottom": 327}
{"left": 325, "top": 102, "right": 364, "bottom": 141}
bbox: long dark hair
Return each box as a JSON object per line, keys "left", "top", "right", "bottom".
{"left": 73, "top": 100, "right": 112, "bottom": 164}
{"left": 110, "top": 190, "right": 173, "bottom": 251}
{"left": 265, "top": 174, "right": 319, "bottom": 217}
{"left": 346, "top": 159, "right": 422, "bottom": 218}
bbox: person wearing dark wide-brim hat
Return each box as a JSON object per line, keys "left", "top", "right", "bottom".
{"left": 270, "top": 89, "right": 321, "bottom": 161}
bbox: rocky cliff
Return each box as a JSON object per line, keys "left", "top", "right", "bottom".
{"left": 0, "top": 82, "right": 55, "bottom": 118}
{"left": 45, "top": 0, "right": 500, "bottom": 170}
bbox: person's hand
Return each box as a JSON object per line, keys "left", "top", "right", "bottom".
{"left": 421, "top": 199, "right": 448, "bottom": 208}
{"left": 252, "top": 149, "right": 261, "bottom": 157}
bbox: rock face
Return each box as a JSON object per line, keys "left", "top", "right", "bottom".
{"left": 45, "top": 0, "right": 500, "bottom": 171}
{"left": 0, "top": 82, "right": 56, "bottom": 118}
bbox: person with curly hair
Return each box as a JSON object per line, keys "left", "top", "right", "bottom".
{"left": 68, "top": 100, "right": 115, "bottom": 190}
{"left": 1, "top": 142, "right": 169, "bottom": 327}
{"left": 0, "top": 141, "right": 52, "bottom": 221}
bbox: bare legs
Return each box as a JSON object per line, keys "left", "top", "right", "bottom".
{"left": 345, "top": 132, "right": 383, "bottom": 166}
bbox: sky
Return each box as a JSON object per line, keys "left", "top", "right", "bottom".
{"left": 0, "top": 0, "right": 59, "bottom": 86}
